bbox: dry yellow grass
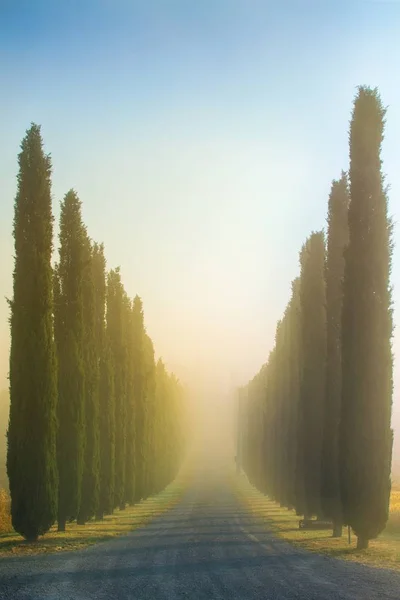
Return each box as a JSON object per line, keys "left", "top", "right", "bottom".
{"left": 387, "top": 486, "right": 400, "bottom": 535}
{"left": 0, "top": 489, "right": 12, "bottom": 534}
{"left": 0, "top": 472, "right": 189, "bottom": 557}
{"left": 235, "top": 474, "right": 400, "bottom": 571}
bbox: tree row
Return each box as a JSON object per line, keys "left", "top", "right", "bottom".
{"left": 238, "top": 86, "right": 394, "bottom": 550}
{"left": 7, "top": 123, "right": 186, "bottom": 541}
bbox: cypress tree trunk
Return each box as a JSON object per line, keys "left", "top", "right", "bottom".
{"left": 54, "top": 190, "right": 86, "bottom": 531}
{"left": 321, "top": 173, "right": 349, "bottom": 537}
{"left": 357, "top": 535, "right": 369, "bottom": 550}
{"left": 340, "top": 86, "right": 393, "bottom": 548}
{"left": 7, "top": 123, "right": 58, "bottom": 541}
{"left": 333, "top": 520, "right": 343, "bottom": 539}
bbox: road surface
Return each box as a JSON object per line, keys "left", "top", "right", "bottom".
{"left": 0, "top": 460, "right": 399, "bottom": 599}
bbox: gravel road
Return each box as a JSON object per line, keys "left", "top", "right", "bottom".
{"left": 0, "top": 459, "right": 399, "bottom": 600}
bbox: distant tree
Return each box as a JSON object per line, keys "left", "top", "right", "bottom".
{"left": 124, "top": 295, "right": 136, "bottom": 506}
{"left": 269, "top": 319, "right": 286, "bottom": 503}
{"left": 107, "top": 268, "right": 127, "bottom": 510}
{"left": 93, "top": 245, "right": 115, "bottom": 518}
{"left": 298, "top": 232, "right": 327, "bottom": 519}
{"left": 340, "top": 87, "right": 394, "bottom": 549}
{"left": 54, "top": 190, "right": 86, "bottom": 531}
{"left": 262, "top": 351, "right": 276, "bottom": 498}
{"left": 154, "top": 359, "right": 168, "bottom": 492}
{"left": 321, "top": 173, "right": 349, "bottom": 537}
{"left": 143, "top": 333, "right": 157, "bottom": 497}
{"left": 77, "top": 235, "right": 100, "bottom": 524}
{"left": 98, "top": 334, "right": 115, "bottom": 516}
{"left": 131, "top": 296, "right": 146, "bottom": 502}
{"left": 283, "top": 278, "right": 302, "bottom": 512}
{"left": 7, "top": 123, "right": 58, "bottom": 541}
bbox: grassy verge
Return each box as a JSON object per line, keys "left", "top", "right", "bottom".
{"left": 0, "top": 473, "right": 189, "bottom": 557}
{"left": 235, "top": 473, "right": 400, "bottom": 571}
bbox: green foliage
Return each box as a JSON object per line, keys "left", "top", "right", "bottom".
{"left": 240, "top": 280, "right": 302, "bottom": 515}
{"left": 77, "top": 235, "right": 100, "bottom": 524}
{"left": 240, "top": 86, "right": 394, "bottom": 552}
{"left": 54, "top": 190, "right": 86, "bottom": 531}
{"left": 321, "top": 173, "right": 349, "bottom": 535}
{"left": 143, "top": 334, "right": 157, "bottom": 497}
{"left": 91, "top": 244, "right": 115, "bottom": 518}
{"left": 340, "top": 86, "right": 394, "bottom": 548}
{"left": 298, "top": 231, "right": 327, "bottom": 518}
{"left": 131, "top": 296, "right": 146, "bottom": 502}
{"left": 107, "top": 268, "right": 127, "bottom": 510}
{"left": 4, "top": 123, "right": 189, "bottom": 541}
{"left": 98, "top": 338, "right": 115, "bottom": 516}
{"left": 7, "top": 123, "right": 58, "bottom": 541}
{"left": 124, "top": 296, "right": 135, "bottom": 506}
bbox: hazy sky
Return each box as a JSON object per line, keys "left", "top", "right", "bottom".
{"left": 1, "top": 1, "right": 400, "bottom": 457}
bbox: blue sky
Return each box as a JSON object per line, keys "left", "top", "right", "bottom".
{"left": 1, "top": 0, "right": 400, "bottom": 456}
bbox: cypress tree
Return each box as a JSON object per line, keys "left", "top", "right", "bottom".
{"left": 321, "top": 173, "right": 349, "bottom": 537}
{"left": 54, "top": 190, "right": 86, "bottom": 531}
{"left": 92, "top": 244, "right": 115, "bottom": 518}
{"left": 98, "top": 274, "right": 116, "bottom": 516}
{"left": 132, "top": 296, "right": 146, "bottom": 502}
{"left": 284, "top": 278, "right": 302, "bottom": 511}
{"left": 77, "top": 235, "right": 100, "bottom": 524}
{"left": 107, "top": 268, "right": 127, "bottom": 510}
{"left": 270, "top": 319, "right": 285, "bottom": 503}
{"left": 262, "top": 351, "right": 277, "bottom": 498}
{"left": 154, "top": 359, "right": 168, "bottom": 492}
{"left": 340, "top": 87, "right": 394, "bottom": 549}
{"left": 7, "top": 123, "right": 58, "bottom": 541}
{"left": 298, "top": 232, "right": 327, "bottom": 519}
{"left": 143, "top": 333, "right": 157, "bottom": 498}
{"left": 124, "top": 295, "right": 136, "bottom": 506}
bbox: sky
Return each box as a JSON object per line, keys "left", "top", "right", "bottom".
{"left": 1, "top": 0, "right": 400, "bottom": 460}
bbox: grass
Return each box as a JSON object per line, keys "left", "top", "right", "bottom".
{"left": 235, "top": 473, "right": 400, "bottom": 571}
{"left": 0, "top": 489, "right": 11, "bottom": 534}
{"left": 0, "top": 472, "right": 190, "bottom": 557}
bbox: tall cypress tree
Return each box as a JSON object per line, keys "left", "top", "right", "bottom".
{"left": 298, "top": 232, "right": 327, "bottom": 519}
{"left": 340, "top": 87, "right": 393, "bottom": 549}
{"left": 7, "top": 123, "right": 58, "bottom": 541}
{"left": 124, "top": 295, "right": 136, "bottom": 506}
{"left": 98, "top": 269, "right": 115, "bottom": 517}
{"left": 107, "top": 268, "right": 127, "bottom": 510}
{"left": 284, "top": 278, "right": 302, "bottom": 512}
{"left": 143, "top": 333, "right": 157, "bottom": 498}
{"left": 54, "top": 190, "right": 86, "bottom": 531}
{"left": 77, "top": 235, "right": 100, "bottom": 524}
{"left": 154, "top": 359, "right": 168, "bottom": 492}
{"left": 321, "top": 173, "right": 349, "bottom": 537}
{"left": 132, "top": 296, "right": 146, "bottom": 502}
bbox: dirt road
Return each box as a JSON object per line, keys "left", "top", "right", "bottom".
{"left": 0, "top": 461, "right": 399, "bottom": 599}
